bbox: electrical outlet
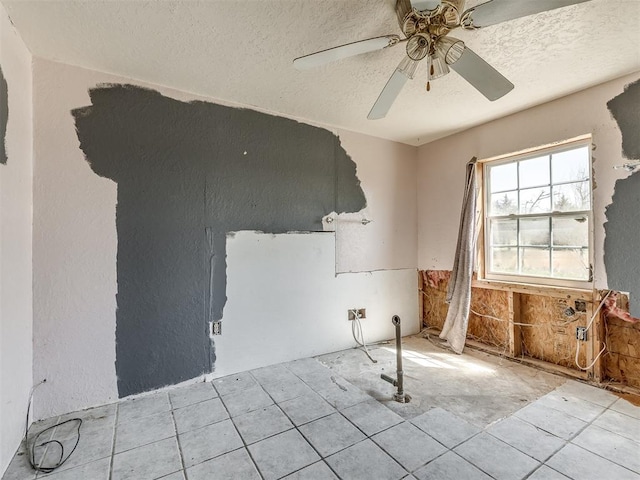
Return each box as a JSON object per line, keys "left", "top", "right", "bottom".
{"left": 211, "top": 321, "right": 222, "bottom": 336}
{"left": 348, "top": 308, "right": 366, "bottom": 321}
{"left": 576, "top": 326, "right": 588, "bottom": 341}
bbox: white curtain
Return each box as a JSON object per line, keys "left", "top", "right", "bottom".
{"left": 439, "top": 157, "right": 478, "bottom": 354}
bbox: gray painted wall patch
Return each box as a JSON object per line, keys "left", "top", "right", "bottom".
{"left": 605, "top": 78, "right": 640, "bottom": 317}
{"left": 607, "top": 79, "right": 640, "bottom": 161}
{"left": 73, "top": 84, "right": 366, "bottom": 397}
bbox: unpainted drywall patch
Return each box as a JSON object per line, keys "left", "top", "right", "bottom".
{"left": 0, "top": 65, "right": 7, "bottom": 164}
{"left": 605, "top": 79, "right": 640, "bottom": 317}
{"left": 73, "top": 84, "right": 366, "bottom": 397}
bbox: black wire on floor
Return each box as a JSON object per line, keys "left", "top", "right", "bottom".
{"left": 25, "top": 380, "right": 83, "bottom": 473}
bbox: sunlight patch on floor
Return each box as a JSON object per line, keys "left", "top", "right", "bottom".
{"left": 381, "top": 347, "right": 495, "bottom": 374}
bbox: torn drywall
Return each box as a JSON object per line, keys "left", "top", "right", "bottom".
{"left": 605, "top": 79, "right": 640, "bottom": 317}
{"left": 0, "top": 65, "right": 7, "bottom": 164}
{"left": 72, "top": 84, "right": 366, "bottom": 397}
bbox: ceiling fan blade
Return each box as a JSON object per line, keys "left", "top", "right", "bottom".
{"left": 411, "top": 1, "right": 441, "bottom": 11}
{"left": 467, "top": 0, "right": 592, "bottom": 27}
{"left": 450, "top": 47, "right": 514, "bottom": 101}
{"left": 294, "top": 35, "right": 400, "bottom": 70}
{"left": 396, "top": 0, "right": 412, "bottom": 25}
{"left": 368, "top": 59, "right": 416, "bottom": 120}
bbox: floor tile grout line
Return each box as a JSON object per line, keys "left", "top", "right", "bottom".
{"left": 248, "top": 369, "right": 344, "bottom": 480}
{"left": 260, "top": 366, "right": 421, "bottom": 479}
{"left": 484, "top": 428, "right": 559, "bottom": 466}
{"left": 108, "top": 404, "right": 119, "bottom": 480}
{"left": 410, "top": 416, "right": 482, "bottom": 451}
{"left": 108, "top": 433, "right": 178, "bottom": 457}
{"left": 608, "top": 405, "right": 640, "bottom": 421}
{"left": 33, "top": 408, "right": 121, "bottom": 479}
{"left": 168, "top": 393, "right": 188, "bottom": 479}
{"left": 322, "top": 437, "right": 409, "bottom": 478}
{"left": 445, "top": 432, "right": 504, "bottom": 480}
{"left": 218, "top": 373, "right": 265, "bottom": 480}
{"left": 280, "top": 358, "right": 466, "bottom": 477}
{"left": 550, "top": 387, "right": 619, "bottom": 408}
{"left": 490, "top": 407, "right": 581, "bottom": 479}
{"left": 20, "top": 365, "right": 637, "bottom": 480}
{"left": 523, "top": 463, "right": 565, "bottom": 480}
{"left": 33, "top": 415, "right": 60, "bottom": 478}
{"left": 554, "top": 383, "right": 619, "bottom": 409}
{"left": 557, "top": 403, "right": 640, "bottom": 476}
{"left": 464, "top": 432, "right": 541, "bottom": 480}
{"left": 448, "top": 450, "right": 500, "bottom": 480}
{"left": 170, "top": 393, "right": 220, "bottom": 412}
{"left": 528, "top": 394, "right": 613, "bottom": 424}
{"left": 520, "top": 395, "right": 629, "bottom": 479}
{"left": 367, "top": 422, "right": 451, "bottom": 475}
{"left": 511, "top": 410, "right": 585, "bottom": 444}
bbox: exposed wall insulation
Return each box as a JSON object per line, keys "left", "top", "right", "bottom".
{"left": 604, "top": 294, "right": 640, "bottom": 388}
{"left": 420, "top": 270, "right": 449, "bottom": 331}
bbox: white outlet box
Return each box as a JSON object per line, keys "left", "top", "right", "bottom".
{"left": 348, "top": 309, "right": 366, "bottom": 321}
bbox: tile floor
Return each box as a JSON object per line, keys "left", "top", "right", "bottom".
{"left": 4, "top": 340, "right": 640, "bottom": 480}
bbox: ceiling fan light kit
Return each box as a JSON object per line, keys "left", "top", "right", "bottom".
{"left": 293, "top": 0, "right": 592, "bottom": 119}
{"left": 398, "top": 56, "right": 420, "bottom": 80}
{"left": 427, "top": 54, "right": 449, "bottom": 80}
{"left": 435, "top": 36, "right": 465, "bottom": 65}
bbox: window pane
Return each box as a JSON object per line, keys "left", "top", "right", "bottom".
{"left": 491, "top": 247, "right": 517, "bottom": 273}
{"left": 552, "top": 248, "right": 589, "bottom": 280}
{"left": 519, "top": 155, "right": 549, "bottom": 189}
{"left": 520, "top": 247, "right": 550, "bottom": 276}
{"left": 553, "top": 216, "right": 588, "bottom": 247}
{"left": 489, "top": 162, "right": 517, "bottom": 192}
{"left": 552, "top": 182, "right": 590, "bottom": 211}
{"left": 491, "top": 219, "right": 517, "bottom": 246}
{"left": 520, "top": 217, "right": 550, "bottom": 246}
{"left": 519, "top": 187, "right": 551, "bottom": 214}
{"left": 552, "top": 146, "right": 590, "bottom": 184}
{"left": 490, "top": 191, "right": 517, "bottom": 215}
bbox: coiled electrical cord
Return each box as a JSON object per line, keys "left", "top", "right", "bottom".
{"left": 25, "top": 380, "right": 82, "bottom": 473}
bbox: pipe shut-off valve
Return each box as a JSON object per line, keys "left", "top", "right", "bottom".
{"left": 380, "top": 315, "right": 411, "bottom": 403}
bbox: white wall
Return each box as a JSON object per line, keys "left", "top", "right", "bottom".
{"left": 0, "top": 4, "right": 32, "bottom": 475}
{"left": 216, "top": 232, "right": 418, "bottom": 376}
{"left": 32, "top": 59, "right": 119, "bottom": 420}
{"left": 336, "top": 131, "right": 417, "bottom": 274}
{"left": 32, "top": 58, "right": 419, "bottom": 418}
{"left": 417, "top": 72, "right": 640, "bottom": 291}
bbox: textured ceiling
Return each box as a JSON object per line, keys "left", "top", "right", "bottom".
{"left": 3, "top": 0, "right": 640, "bottom": 145}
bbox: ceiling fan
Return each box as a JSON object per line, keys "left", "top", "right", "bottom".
{"left": 293, "top": 0, "right": 590, "bottom": 119}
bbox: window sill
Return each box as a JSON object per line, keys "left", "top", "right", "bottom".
{"left": 472, "top": 278, "right": 593, "bottom": 300}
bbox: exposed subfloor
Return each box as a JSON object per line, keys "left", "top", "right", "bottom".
{"left": 4, "top": 334, "right": 640, "bottom": 480}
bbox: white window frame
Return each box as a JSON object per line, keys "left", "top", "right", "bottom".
{"left": 480, "top": 135, "right": 594, "bottom": 289}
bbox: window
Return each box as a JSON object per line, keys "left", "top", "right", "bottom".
{"left": 483, "top": 138, "right": 592, "bottom": 287}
